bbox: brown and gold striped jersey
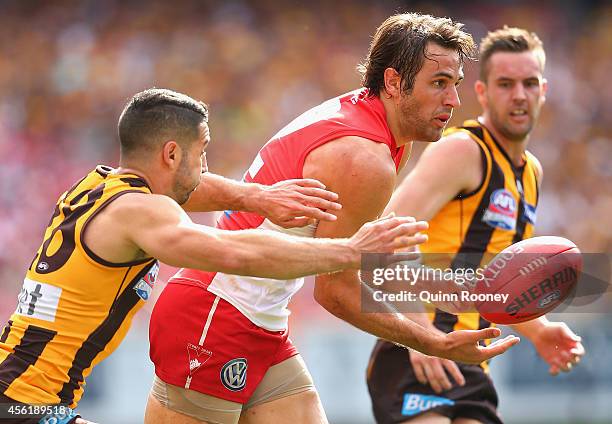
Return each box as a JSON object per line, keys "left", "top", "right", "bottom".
{"left": 421, "top": 120, "right": 540, "bottom": 367}
{"left": 0, "top": 165, "right": 159, "bottom": 407}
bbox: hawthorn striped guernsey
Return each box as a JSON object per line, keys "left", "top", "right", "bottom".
{"left": 421, "top": 120, "right": 540, "bottom": 368}
{"left": 0, "top": 166, "right": 159, "bottom": 407}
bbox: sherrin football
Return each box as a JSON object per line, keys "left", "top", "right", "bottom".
{"left": 475, "top": 236, "right": 582, "bottom": 324}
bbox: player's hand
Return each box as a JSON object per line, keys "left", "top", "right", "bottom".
{"left": 409, "top": 348, "right": 465, "bottom": 393}
{"left": 434, "top": 327, "right": 520, "bottom": 365}
{"left": 249, "top": 179, "right": 342, "bottom": 228}
{"left": 531, "top": 322, "right": 585, "bottom": 376}
{"left": 348, "top": 215, "right": 428, "bottom": 264}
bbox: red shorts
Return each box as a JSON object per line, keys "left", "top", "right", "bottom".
{"left": 149, "top": 278, "right": 298, "bottom": 404}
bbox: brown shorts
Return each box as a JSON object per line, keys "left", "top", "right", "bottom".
{"left": 367, "top": 340, "right": 503, "bottom": 424}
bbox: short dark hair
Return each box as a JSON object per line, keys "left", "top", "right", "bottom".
{"left": 359, "top": 13, "right": 476, "bottom": 95}
{"left": 118, "top": 88, "right": 209, "bottom": 156}
{"left": 479, "top": 26, "right": 545, "bottom": 81}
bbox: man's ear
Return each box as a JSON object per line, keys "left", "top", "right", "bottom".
{"left": 383, "top": 68, "right": 402, "bottom": 99}
{"left": 162, "top": 141, "right": 181, "bottom": 169}
{"left": 541, "top": 77, "right": 548, "bottom": 104}
{"left": 474, "top": 80, "right": 487, "bottom": 109}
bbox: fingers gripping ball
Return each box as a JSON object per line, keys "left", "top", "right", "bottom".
{"left": 476, "top": 236, "right": 582, "bottom": 324}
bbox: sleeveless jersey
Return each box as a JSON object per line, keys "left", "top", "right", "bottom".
{"left": 420, "top": 120, "right": 539, "bottom": 351}
{"left": 174, "top": 88, "right": 405, "bottom": 331}
{"left": 0, "top": 166, "right": 159, "bottom": 407}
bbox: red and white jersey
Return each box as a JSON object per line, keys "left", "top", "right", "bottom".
{"left": 174, "top": 88, "right": 405, "bottom": 331}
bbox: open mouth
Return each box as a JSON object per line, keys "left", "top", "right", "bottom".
{"left": 434, "top": 114, "right": 451, "bottom": 127}
{"left": 510, "top": 109, "right": 528, "bottom": 118}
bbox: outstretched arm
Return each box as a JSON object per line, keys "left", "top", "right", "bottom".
{"left": 183, "top": 173, "right": 342, "bottom": 227}
{"left": 110, "top": 192, "right": 424, "bottom": 280}
{"left": 384, "top": 133, "right": 486, "bottom": 310}
{"left": 306, "top": 136, "right": 518, "bottom": 364}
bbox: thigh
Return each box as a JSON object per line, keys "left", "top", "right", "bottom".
{"left": 146, "top": 375, "right": 242, "bottom": 424}
{"left": 453, "top": 419, "right": 486, "bottom": 424}
{"left": 400, "top": 411, "right": 451, "bottom": 424}
{"left": 145, "top": 394, "right": 207, "bottom": 424}
{"left": 239, "top": 355, "right": 325, "bottom": 424}
{"left": 244, "top": 354, "right": 314, "bottom": 410}
{"left": 238, "top": 388, "right": 327, "bottom": 424}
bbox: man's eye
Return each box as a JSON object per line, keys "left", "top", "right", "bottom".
{"left": 433, "top": 80, "right": 444, "bottom": 88}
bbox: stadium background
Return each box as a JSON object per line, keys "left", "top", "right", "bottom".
{"left": 0, "top": 0, "right": 610, "bottom": 422}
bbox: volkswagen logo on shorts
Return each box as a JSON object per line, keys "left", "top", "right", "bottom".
{"left": 220, "top": 358, "right": 248, "bottom": 391}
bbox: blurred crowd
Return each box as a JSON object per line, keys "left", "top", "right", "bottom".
{"left": 0, "top": 0, "right": 610, "bottom": 318}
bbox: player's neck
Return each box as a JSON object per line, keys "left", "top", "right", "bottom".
{"left": 479, "top": 116, "right": 528, "bottom": 167}
{"left": 379, "top": 92, "right": 413, "bottom": 147}
{"left": 114, "top": 164, "right": 159, "bottom": 193}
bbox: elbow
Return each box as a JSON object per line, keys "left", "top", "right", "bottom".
{"left": 216, "top": 251, "right": 258, "bottom": 276}
{"left": 313, "top": 277, "right": 349, "bottom": 319}
{"left": 218, "top": 250, "right": 285, "bottom": 279}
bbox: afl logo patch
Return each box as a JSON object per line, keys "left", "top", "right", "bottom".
{"left": 482, "top": 189, "right": 517, "bottom": 230}
{"left": 134, "top": 262, "right": 160, "bottom": 301}
{"left": 220, "top": 358, "right": 248, "bottom": 391}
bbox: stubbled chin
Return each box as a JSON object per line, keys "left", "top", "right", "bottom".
{"left": 430, "top": 128, "right": 445, "bottom": 142}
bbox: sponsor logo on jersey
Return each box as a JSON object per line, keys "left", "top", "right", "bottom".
{"left": 402, "top": 393, "right": 455, "bottom": 416}
{"left": 482, "top": 189, "right": 517, "bottom": 230}
{"left": 134, "top": 262, "right": 159, "bottom": 301}
{"left": 15, "top": 278, "right": 62, "bottom": 322}
{"left": 220, "top": 358, "right": 248, "bottom": 391}
{"left": 522, "top": 202, "right": 537, "bottom": 225}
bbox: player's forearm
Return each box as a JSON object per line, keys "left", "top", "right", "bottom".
{"left": 404, "top": 311, "right": 436, "bottom": 329}
{"left": 181, "top": 227, "right": 358, "bottom": 279}
{"left": 509, "top": 316, "right": 548, "bottom": 340}
{"left": 223, "top": 230, "right": 359, "bottom": 278}
{"left": 315, "top": 274, "right": 445, "bottom": 355}
{"left": 183, "top": 173, "right": 260, "bottom": 213}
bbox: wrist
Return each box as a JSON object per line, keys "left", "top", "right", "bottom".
{"left": 340, "top": 238, "right": 361, "bottom": 269}
{"left": 241, "top": 183, "right": 265, "bottom": 213}
{"left": 423, "top": 332, "right": 448, "bottom": 357}
{"left": 512, "top": 316, "right": 548, "bottom": 341}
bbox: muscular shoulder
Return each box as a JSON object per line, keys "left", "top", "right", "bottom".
{"left": 421, "top": 130, "right": 484, "bottom": 192}
{"left": 303, "top": 136, "right": 397, "bottom": 189}
{"left": 305, "top": 136, "right": 398, "bottom": 237}
{"left": 96, "top": 192, "right": 186, "bottom": 234}
{"left": 83, "top": 192, "right": 185, "bottom": 263}
{"left": 426, "top": 130, "right": 483, "bottom": 163}
{"left": 526, "top": 150, "right": 544, "bottom": 185}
